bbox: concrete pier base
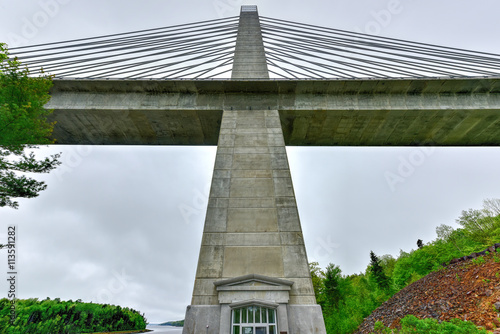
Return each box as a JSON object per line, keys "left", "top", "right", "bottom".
{"left": 183, "top": 304, "right": 326, "bottom": 334}
{"left": 183, "top": 306, "right": 221, "bottom": 334}
{"left": 288, "top": 305, "right": 327, "bottom": 333}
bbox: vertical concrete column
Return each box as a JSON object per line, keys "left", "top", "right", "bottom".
{"left": 183, "top": 5, "right": 326, "bottom": 334}
{"left": 219, "top": 305, "right": 232, "bottom": 333}
{"left": 191, "top": 108, "right": 318, "bottom": 302}
{"left": 277, "top": 304, "right": 289, "bottom": 333}
{"left": 231, "top": 5, "right": 269, "bottom": 79}
{"left": 184, "top": 109, "right": 326, "bottom": 333}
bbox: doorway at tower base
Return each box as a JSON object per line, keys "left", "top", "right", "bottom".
{"left": 182, "top": 274, "right": 326, "bottom": 334}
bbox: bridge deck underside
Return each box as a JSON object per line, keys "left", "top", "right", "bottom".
{"left": 47, "top": 78, "right": 500, "bottom": 146}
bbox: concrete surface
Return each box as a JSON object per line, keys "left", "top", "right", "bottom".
{"left": 189, "top": 109, "right": 316, "bottom": 305}
{"left": 231, "top": 6, "right": 269, "bottom": 79}
{"left": 47, "top": 77, "right": 500, "bottom": 146}
{"left": 182, "top": 107, "right": 325, "bottom": 333}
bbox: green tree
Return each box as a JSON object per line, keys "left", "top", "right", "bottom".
{"left": 456, "top": 208, "right": 487, "bottom": 238}
{"left": 369, "top": 251, "right": 390, "bottom": 291}
{"left": 323, "top": 263, "right": 348, "bottom": 308}
{"left": 0, "top": 43, "right": 60, "bottom": 209}
{"left": 379, "top": 254, "right": 396, "bottom": 278}
{"left": 436, "top": 224, "right": 463, "bottom": 251}
{"left": 456, "top": 202, "right": 500, "bottom": 244}
{"left": 483, "top": 198, "right": 500, "bottom": 217}
{"left": 309, "top": 261, "right": 325, "bottom": 305}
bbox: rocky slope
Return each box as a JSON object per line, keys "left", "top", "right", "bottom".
{"left": 355, "top": 250, "right": 500, "bottom": 333}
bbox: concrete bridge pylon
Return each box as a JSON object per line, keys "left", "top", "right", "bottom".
{"left": 182, "top": 5, "right": 327, "bottom": 334}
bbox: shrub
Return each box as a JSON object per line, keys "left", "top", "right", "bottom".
{"left": 399, "top": 315, "right": 488, "bottom": 333}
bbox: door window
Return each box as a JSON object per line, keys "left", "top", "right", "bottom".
{"left": 232, "top": 306, "right": 276, "bottom": 334}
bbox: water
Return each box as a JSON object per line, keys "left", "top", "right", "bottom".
{"left": 146, "top": 325, "right": 183, "bottom": 334}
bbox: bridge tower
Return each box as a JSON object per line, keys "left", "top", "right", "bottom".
{"left": 182, "top": 5, "right": 326, "bottom": 334}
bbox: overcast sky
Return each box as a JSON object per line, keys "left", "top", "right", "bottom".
{"left": 1, "top": 0, "right": 500, "bottom": 324}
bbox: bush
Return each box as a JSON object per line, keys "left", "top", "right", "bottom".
{"left": 370, "top": 315, "right": 489, "bottom": 333}
{"left": 399, "top": 315, "right": 488, "bottom": 333}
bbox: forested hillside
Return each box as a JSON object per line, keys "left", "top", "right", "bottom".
{"left": 356, "top": 252, "right": 500, "bottom": 333}
{"left": 160, "top": 320, "right": 184, "bottom": 327}
{"left": 311, "top": 198, "right": 500, "bottom": 334}
{"left": 0, "top": 298, "right": 147, "bottom": 334}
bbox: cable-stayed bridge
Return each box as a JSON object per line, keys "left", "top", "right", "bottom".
{"left": 9, "top": 5, "right": 500, "bottom": 334}
{"left": 10, "top": 9, "right": 500, "bottom": 79}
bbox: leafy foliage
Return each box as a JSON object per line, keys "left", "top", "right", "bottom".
{"left": 324, "top": 264, "right": 347, "bottom": 308}
{"left": 455, "top": 199, "right": 500, "bottom": 245}
{"left": 0, "top": 43, "right": 60, "bottom": 209}
{"left": 369, "top": 251, "right": 390, "bottom": 291}
{"left": 0, "top": 298, "right": 147, "bottom": 334}
{"left": 312, "top": 199, "right": 500, "bottom": 333}
{"left": 372, "top": 315, "right": 488, "bottom": 333}
{"left": 309, "top": 262, "right": 325, "bottom": 306}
